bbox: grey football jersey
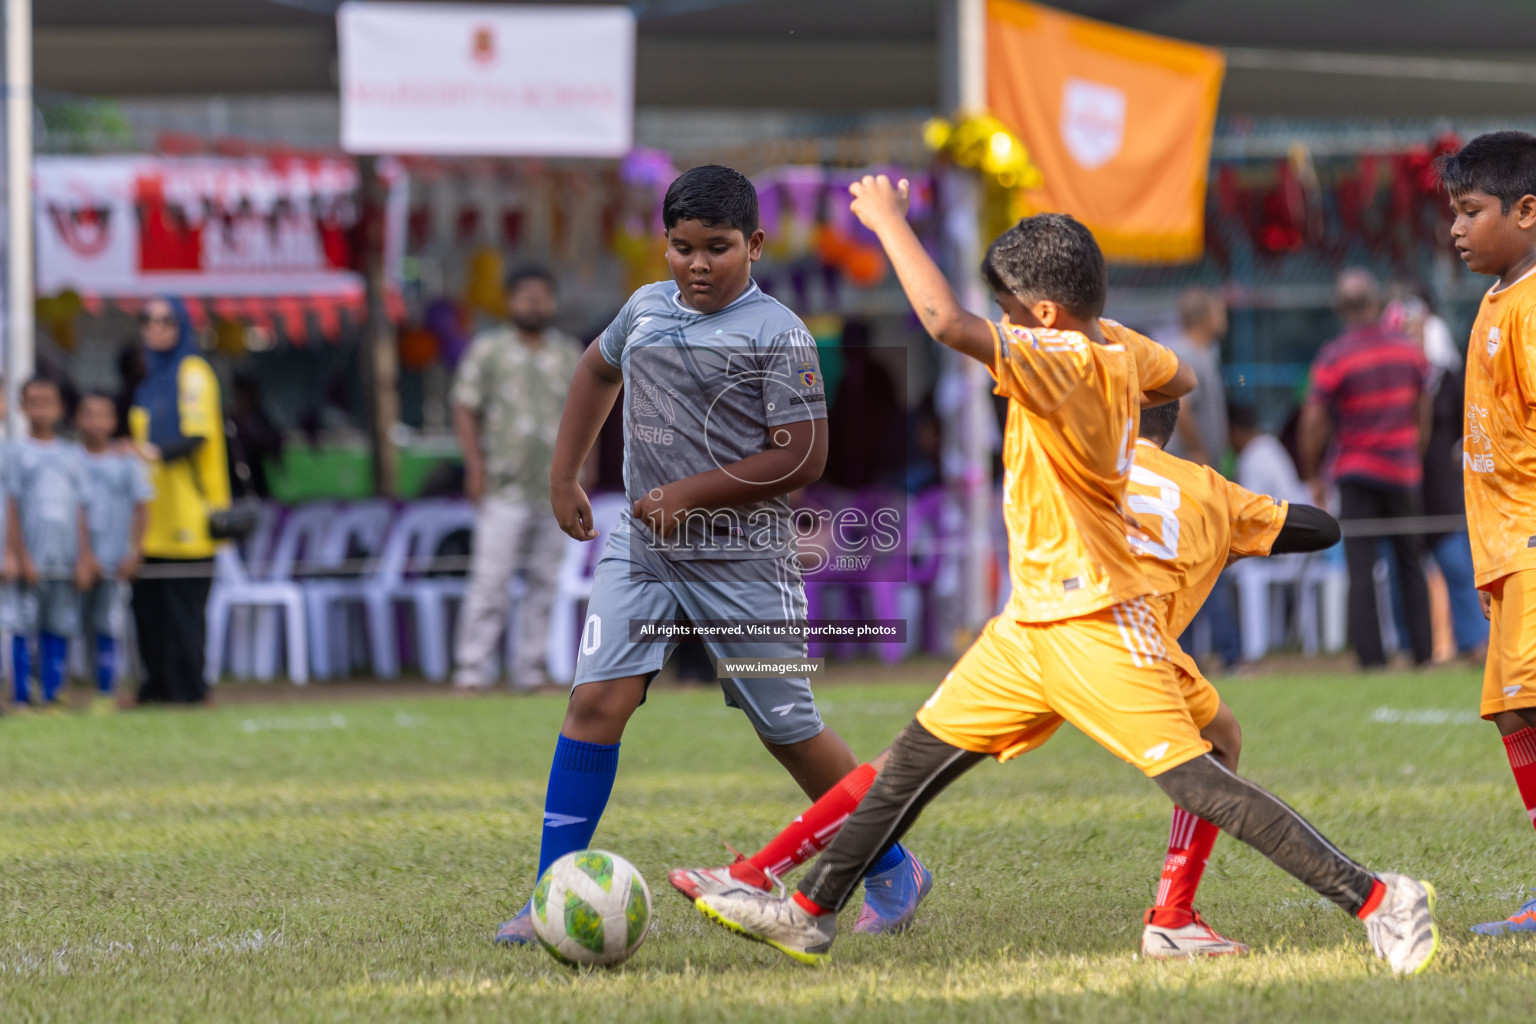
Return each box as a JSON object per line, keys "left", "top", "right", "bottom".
{"left": 597, "top": 280, "right": 827, "bottom": 560}
{"left": 81, "top": 449, "right": 154, "bottom": 572}
{"left": 6, "top": 436, "right": 87, "bottom": 573}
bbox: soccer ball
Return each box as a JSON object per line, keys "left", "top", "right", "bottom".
{"left": 531, "top": 849, "right": 652, "bottom": 968}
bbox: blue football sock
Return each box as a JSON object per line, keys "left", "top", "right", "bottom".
{"left": 95, "top": 634, "right": 116, "bottom": 694}
{"left": 39, "top": 632, "right": 67, "bottom": 704}
{"left": 536, "top": 735, "right": 621, "bottom": 879}
{"left": 865, "top": 842, "right": 909, "bottom": 878}
{"left": 11, "top": 636, "right": 30, "bottom": 704}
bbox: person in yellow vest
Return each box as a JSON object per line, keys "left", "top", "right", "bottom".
{"left": 128, "top": 297, "right": 229, "bottom": 705}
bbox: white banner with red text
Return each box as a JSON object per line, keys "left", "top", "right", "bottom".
{"left": 338, "top": 2, "right": 635, "bottom": 157}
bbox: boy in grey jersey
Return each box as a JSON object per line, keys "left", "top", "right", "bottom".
{"left": 5, "top": 378, "right": 96, "bottom": 710}
{"left": 77, "top": 393, "right": 153, "bottom": 709}
{"left": 496, "top": 165, "right": 924, "bottom": 944}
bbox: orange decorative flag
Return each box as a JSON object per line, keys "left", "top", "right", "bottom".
{"left": 986, "top": 0, "right": 1224, "bottom": 262}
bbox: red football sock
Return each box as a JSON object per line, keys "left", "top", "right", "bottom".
{"left": 792, "top": 891, "right": 830, "bottom": 916}
{"left": 1147, "top": 806, "right": 1220, "bottom": 928}
{"left": 1357, "top": 878, "right": 1387, "bottom": 920}
{"left": 1502, "top": 727, "right": 1536, "bottom": 832}
{"left": 729, "top": 762, "right": 879, "bottom": 889}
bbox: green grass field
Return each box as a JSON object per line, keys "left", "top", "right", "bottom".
{"left": 1, "top": 664, "right": 1532, "bottom": 1022}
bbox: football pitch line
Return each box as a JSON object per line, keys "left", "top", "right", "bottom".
{"left": 0, "top": 667, "right": 1530, "bottom": 1022}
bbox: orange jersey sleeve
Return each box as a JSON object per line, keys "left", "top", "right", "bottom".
{"left": 1102, "top": 319, "right": 1179, "bottom": 394}
{"left": 1221, "top": 476, "right": 1287, "bottom": 561}
{"left": 1126, "top": 441, "right": 1287, "bottom": 638}
{"left": 1464, "top": 269, "right": 1536, "bottom": 587}
{"left": 989, "top": 321, "right": 1149, "bottom": 623}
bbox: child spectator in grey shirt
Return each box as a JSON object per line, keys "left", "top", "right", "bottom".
{"left": 6, "top": 378, "right": 94, "bottom": 710}
{"left": 77, "top": 392, "right": 152, "bottom": 710}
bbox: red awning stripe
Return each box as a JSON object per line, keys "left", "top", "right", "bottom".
{"left": 97, "top": 291, "right": 400, "bottom": 345}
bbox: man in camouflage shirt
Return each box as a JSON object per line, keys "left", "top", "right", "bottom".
{"left": 451, "top": 267, "right": 581, "bottom": 692}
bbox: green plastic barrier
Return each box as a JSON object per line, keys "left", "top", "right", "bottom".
{"left": 265, "top": 445, "right": 461, "bottom": 502}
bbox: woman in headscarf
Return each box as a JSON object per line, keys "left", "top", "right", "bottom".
{"left": 129, "top": 297, "right": 229, "bottom": 705}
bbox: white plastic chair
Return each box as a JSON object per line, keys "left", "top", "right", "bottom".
{"left": 226, "top": 500, "right": 289, "bottom": 678}
{"left": 496, "top": 575, "right": 530, "bottom": 682}
{"left": 303, "top": 500, "right": 397, "bottom": 678}
{"left": 1233, "top": 552, "right": 1316, "bottom": 662}
{"left": 243, "top": 501, "right": 286, "bottom": 578}
{"left": 544, "top": 493, "right": 629, "bottom": 683}
{"left": 206, "top": 546, "right": 308, "bottom": 684}
{"left": 238, "top": 502, "right": 335, "bottom": 679}
{"left": 1304, "top": 556, "right": 1349, "bottom": 654}
{"left": 306, "top": 499, "right": 476, "bottom": 680}
{"left": 374, "top": 499, "right": 478, "bottom": 681}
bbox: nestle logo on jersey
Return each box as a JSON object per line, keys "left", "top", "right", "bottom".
{"left": 1465, "top": 452, "right": 1496, "bottom": 473}
{"left": 632, "top": 422, "right": 673, "bottom": 445}
{"left": 1464, "top": 403, "right": 1495, "bottom": 474}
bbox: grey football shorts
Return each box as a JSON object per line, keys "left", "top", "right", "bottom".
{"left": 81, "top": 580, "right": 127, "bottom": 637}
{"left": 573, "top": 530, "right": 824, "bottom": 745}
{"left": 12, "top": 580, "right": 81, "bottom": 637}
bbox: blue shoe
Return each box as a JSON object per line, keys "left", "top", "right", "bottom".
{"left": 1471, "top": 891, "right": 1536, "bottom": 935}
{"left": 494, "top": 901, "right": 537, "bottom": 945}
{"left": 854, "top": 851, "right": 932, "bottom": 935}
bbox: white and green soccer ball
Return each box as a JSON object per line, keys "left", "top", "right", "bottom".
{"left": 531, "top": 849, "right": 652, "bottom": 968}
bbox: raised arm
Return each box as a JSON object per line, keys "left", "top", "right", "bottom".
{"left": 550, "top": 342, "right": 624, "bottom": 541}
{"left": 848, "top": 175, "right": 997, "bottom": 367}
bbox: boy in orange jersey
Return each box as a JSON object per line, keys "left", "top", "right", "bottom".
{"left": 1127, "top": 399, "right": 1340, "bottom": 956}
{"left": 1439, "top": 131, "right": 1536, "bottom": 935}
{"left": 673, "top": 398, "right": 1345, "bottom": 959}
{"left": 692, "top": 175, "right": 1437, "bottom": 974}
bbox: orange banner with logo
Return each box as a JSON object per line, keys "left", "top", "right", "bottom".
{"left": 986, "top": 0, "right": 1223, "bottom": 262}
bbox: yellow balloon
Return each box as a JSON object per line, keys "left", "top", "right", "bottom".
{"left": 925, "top": 111, "right": 1043, "bottom": 197}
{"left": 922, "top": 117, "right": 954, "bottom": 153}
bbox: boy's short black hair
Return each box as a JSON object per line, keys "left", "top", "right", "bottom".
{"left": 1436, "top": 131, "right": 1536, "bottom": 212}
{"left": 1139, "top": 398, "right": 1180, "bottom": 447}
{"left": 662, "top": 164, "right": 759, "bottom": 237}
{"left": 982, "top": 214, "right": 1107, "bottom": 320}
{"left": 21, "top": 375, "right": 59, "bottom": 398}
{"left": 505, "top": 265, "right": 555, "bottom": 294}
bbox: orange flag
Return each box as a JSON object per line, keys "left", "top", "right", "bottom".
{"left": 986, "top": 0, "right": 1224, "bottom": 262}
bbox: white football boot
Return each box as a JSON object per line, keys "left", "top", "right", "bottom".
{"left": 695, "top": 888, "right": 836, "bottom": 966}
{"left": 1141, "top": 909, "right": 1251, "bottom": 958}
{"left": 1364, "top": 873, "right": 1439, "bottom": 975}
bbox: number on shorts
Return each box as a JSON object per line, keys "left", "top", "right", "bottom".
{"left": 1127, "top": 465, "right": 1181, "bottom": 561}
{"left": 580, "top": 614, "right": 602, "bottom": 655}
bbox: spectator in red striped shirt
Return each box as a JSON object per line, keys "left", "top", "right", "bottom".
{"left": 1299, "top": 268, "right": 1433, "bottom": 669}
